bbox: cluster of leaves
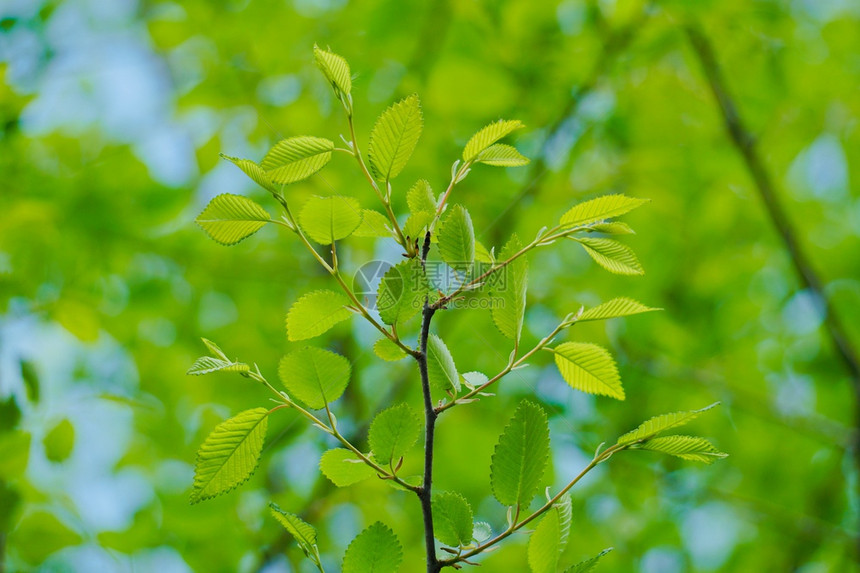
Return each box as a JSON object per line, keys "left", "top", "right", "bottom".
{"left": 186, "top": 47, "right": 726, "bottom": 572}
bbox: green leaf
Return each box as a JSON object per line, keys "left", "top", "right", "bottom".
{"left": 368, "top": 94, "right": 423, "bottom": 182}
{"left": 369, "top": 403, "right": 421, "bottom": 465}
{"left": 43, "top": 419, "right": 74, "bottom": 463}
{"left": 476, "top": 143, "right": 529, "bottom": 167}
{"left": 377, "top": 259, "right": 430, "bottom": 326}
{"left": 574, "top": 238, "right": 644, "bottom": 276}
{"left": 0, "top": 431, "right": 30, "bottom": 479}
{"left": 353, "top": 209, "right": 391, "bottom": 238}
{"left": 319, "top": 448, "right": 377, "bottom": 487}
{"left": 8, "top": 511, "right": 82, "bottom": 564}
{"left": 578, "top": 297, "right": 660, "bottom": 322}
{"left": 559, "top": 194, "right": 648, "bottom": 228}
{"left": 552, "top": 342, "right": 624, "bottom": 400}
{"left": 402, "top": 210, "right": 433, "bottom": 242}
{"left": 475, "top": 240, "right": 494, "bottom": 264}
{"left": 565, "top": 548, "right": 613, "bottom": 573}
{"left": 407, "top": 179, "right": 436, "bottom": 214}
{"left": 191, "top": 408, "right": 268, "bottom": 503}
{"left": 261, "top": 136, "right": 334, "bottom": 184}
{"left": 298, "top": 195, "right": 363, "bottom": 245}
{"left": 314, "top": 45, "right": 351, "bottom": 97}
{"left": 490, "top": 401, "right": 550, "bottom": 507}
{"left": 432, "top": 492, "right": 474, "bottom": 547}
{"left": 342, "top": 522, "right": 403, "bottom": 573}
{"left": 587, "top": 221, "right": 634, "bottom": 235}
{"left": 527, "top": 493, "right": 572, "bottom": 573}
{"left": 186, "top": 356, "right": 250, "bottom": 376}
{"left": 373, "top": 337, "right": 408, "bottom": 361}
{"left": 196, "top": 193, "right": 271, "bottom": 246}
{"left": 637, "top": 435, "right": 728, "bottom": 464}
{"left": 463, "top": 119, "right": 525, "bottom": 162}
{"left": 269, "top": 503, "right": 319, "bottom": 563}
{"left": 438, "top": 205, "right": 475, "bottom": 269}
{"left": 491, "top": 233, "right": 528, "bottom": 343}
{"left": 528, "top": 505, "right": 561, "bottom": 573}
{"left": 618, "top": 403, "right": 720, "bottom": 445}
{"left": 222, "top": 155, "right": 278, "bottom": 193}
{"left": 279, "top": 347, "right": 351, "bottom": 409}
{"left": 427, "top": 334, "right": 460, "bottom": 395}
{"left": 286, "top": 290, "right": 352, "bottom": 341}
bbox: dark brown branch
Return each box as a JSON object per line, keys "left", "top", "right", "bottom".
{"left": 685, "top": 23, "right": 860, "bottom": 481}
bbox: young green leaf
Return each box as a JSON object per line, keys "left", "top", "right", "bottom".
{"left": 278, "top": 347, "right": 351, "bottom": 409}
{"left": 476, "top": 143, "right": 529, "bottom": 167}
{"left": 578, "top": 297, "right": 660, "bottom": 322}
{"left": 528, "top": 505, "right": 561, "bottom": 573}
{"left": 196, "top": 194, "right": 271, "bottom": 246}
{"left": 565, "top": 548, "right": 613, "bottom": 573}
{"left": 353, "top": 209, "right": 391, "bottom": 238}
{"left": 261, "top": 136, "right": 334, "bottom": 184}
{"left": 377, "top": 259, "right": 430, "bottom": 326}
{"left": 319, "top": 448, "right": 377, "bottom": 487}
{"left": 407, "top": 179, "right": 436, "bottom": 214}
{"left": 313, "top": 45, "right": 351, "bottom": 97}
{"left": 552, "top": 342, "right": 624, "bottom": 400}
{"left": 573, "top": 237, "right": 644, "bottom": 276}
{"left": 491, "top": 233, "right": 528, "bottom": 343}
{"left": 473, "top": 521, "right": 493, "bottom": 543}
{"left": 368, "top": 403, "right": 421, "bottom": 465}
{"left": 186, "top": 356, "right": 250, "bottom": 376}
{"left": 587, "top": 221, "right": 634, "bottom": 235}
{"left": 222, "top": 155, "right": 278, "bottom": 193}
{"left": 438, "top": 204, "right": 475, "bottom": 269}
{"left": 342, "top": 522, "right": 403, "bottom": 573}
{"left": 298, "top": 195, "right": 363, "bottom": 245}
{"left": 617, "top": 403, "right": 720, "bottom": 445}
{"left": 43, "top": 419, "right": 74, "bottom": 463}
{"left": 402, "top": 211, "right": 433, "bottom": 242}
{"left": 432, "top": 491, "right": 474, "bottom": 547}
{"left": 475, "top": 240, "right": 494, "bottom": 264}
{"left": 463, "top": 119, "right": 525, "bottom": 162}
{"left": 269, "top": 504, "right": 320, "bottom": 564}
{"left": 427, "top": 334, "right": 460, "bottom": 395}
{"left": 368, "top": 94, "right": 423, "bottom": 182}
{"left": 490, "top": 401, "right": 550, "bottom": 507}
{"left": 286, "top": 290, "right": 352, "bottom": 341}
{"left": 559, "top": 194, "right": 648, "bottom": 228}
{"left": 191, "top": 408, "right": 268, "bottom": 503}
{"left": 637, "top": 435, "right": 728, "bottom": 464}
{"left": 527, "top": 493, "right": 572, "bottom": 573}
{"left": 373, "top": 337, "right": 408, "bottom": 361}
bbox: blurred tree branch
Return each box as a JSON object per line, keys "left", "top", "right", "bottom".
{"left": 685, "top": 23, "right": 860, "bottom": 479}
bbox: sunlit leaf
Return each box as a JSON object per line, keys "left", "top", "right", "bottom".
{"left": 368, "top": 94, "right": 423, "bottom": 182}
{"left": 373, "top": 337, "right": 408, "bottom": 361}
{"left": 319, "top": 448, "right": 376, "bottom": 487}
{"left": 565, "top": 548, "right": 614, "bottom": 573}
{"left": 637, "top": 435, "right": 728, "bottom": 464}
{"left": 278, "top": 347, "right": 351, "bottom": 409}
{"left": 222, "top": 155, "right": 278, "bottom": 193}
{"left": 314, "top": 45, "right": 351, "bottom": 96}
{"left": 559, "top": 194, "right": 648, "bottom": 228}
{"left": 286, "top": 290, "right": 352, "bottom": 341}
{"left": 407, "top": 179, "right": 436, "bottom": 214}
{"left": 196, "top": 194, "right": 271, "bottom": 246}
{"left": 298, "top": 195, "right": 363, "bottom": 245}
{"left": 618, "top": 403, "right": 720, "bottom": 445}
{"left": 463, "top": 119, "right": 524, "bottom": 162}
{"left": 578, "top": 297, "right": 660, "bottom": 322}
{"left": 491, "top": 233, "right": 528, "bottom": 343}
{"left": 353, "top": 209, "right": 391, "bottom": 238}
{"left": 490, "top": 401, "right": 550, "bottom": 507}
{"left": 261, "top": 136, "right": 334, "bottom": 184}
{"left": 553, "top": 342, "right": 624, "bottom": 400}
{"left": 574, "top": 238, "right": 644, "bottom": 276}
{"left": 191, "top": 408, "right": 268, "bottom": 503}
{"left": 476, "top": 143, "right": 529, "bottom": 167}
{"left": 427, "top": 334, "right": 460, "bottom": 395}
{"left": 269, "top": 503, "right": 319, "bottom": 564}
{"left": 186, "top": 356, "right": 249, "bottom": 376}
{"left": 377, "top": 259, "right": 430, "bottom": 326}
{"left": 438, "top": 204, "right": 475, "bottom": 269}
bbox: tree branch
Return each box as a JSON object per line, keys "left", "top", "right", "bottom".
{"left": 685, "top": 23, "right": 860, "bottom": 474}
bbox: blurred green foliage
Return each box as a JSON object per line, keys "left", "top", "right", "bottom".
{"left": 1, "top": 0, "right": 858, "bottom": 571}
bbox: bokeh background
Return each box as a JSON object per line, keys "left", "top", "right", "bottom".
{"left": 1, "top": 0, "right": 859, "bottom": 571}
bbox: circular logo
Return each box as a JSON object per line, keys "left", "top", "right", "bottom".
{"left": 353, "top": 260, "right": 396, "bottom": 311}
